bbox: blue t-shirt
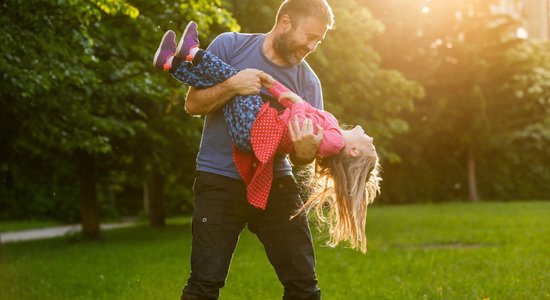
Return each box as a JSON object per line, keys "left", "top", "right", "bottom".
{"left": 196, "top": 32, "right": 324, "bottom": 179}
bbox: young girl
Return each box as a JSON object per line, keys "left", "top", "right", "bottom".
{"left": 153, "top": 22, "right": 381, "bottom": 253}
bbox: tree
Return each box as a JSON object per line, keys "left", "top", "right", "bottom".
{"left": 1, "top": 0, "right": 139, "bottom": 238}
{"left": 308, "top": 0, "right": 424, "bottom": 163}
{"left": 364, "top": 0, "right": 550, "bottom": 202}
{"left": 88, "top": 0, "right": 239, "bottom": 227}
{"left": 0, "top": 0, "right": 238, "bottom": 236}
{"left": 228, "top": 0, "right": 424, "bottom": 160}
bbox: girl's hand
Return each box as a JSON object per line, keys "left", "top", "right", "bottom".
{"left": 260, "top": 72, "right": 276, "bottom": 89}
{"left": 279, "top": 91, "right": 303, "bottom": 104}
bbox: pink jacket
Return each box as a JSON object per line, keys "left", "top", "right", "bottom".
{"left": 269, "top": 81, "right": 345, "bottom": 157}
{"left": 234, "top": 82, "right": 345, "bottom": 210}
{"left": 278, "top": 101, "right": 345, "bottom": 157}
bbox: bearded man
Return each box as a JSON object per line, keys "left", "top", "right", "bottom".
{"left": 180, "top": 1, "right": 334, "bottom": 299}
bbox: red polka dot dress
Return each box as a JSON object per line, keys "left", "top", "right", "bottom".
{"left": 234, "top": 82, "right": 345, "bottom": 209}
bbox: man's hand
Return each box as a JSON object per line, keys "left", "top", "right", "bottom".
{"left": 288, "top": 116, "right": 323, "bottom": 165}
{"left": 186, "top": 68, "right": 267, "bottom": 115}
{"left": 227, "top": 68, "right": 265, "bottom": 96}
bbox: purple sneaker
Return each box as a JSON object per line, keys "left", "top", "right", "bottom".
{"left": 176, "top": 21, "right": 199, "bottom": 61}
{"left": 153, "top": 30, "right": 176, "bottom": 71}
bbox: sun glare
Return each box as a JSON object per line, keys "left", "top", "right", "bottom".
{"left": 422, "top": 6, "right": 430, "bottom": 14}
{"left": 516, "top": 26, "right": 528, "bottom": 39}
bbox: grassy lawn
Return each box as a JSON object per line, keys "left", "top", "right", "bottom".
{"left": 0, "top": 201, "right": 548, "bottom": 299}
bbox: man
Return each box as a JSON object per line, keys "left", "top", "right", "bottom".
{"left": 181, "top": 1, "right": 334, "bottom": 299}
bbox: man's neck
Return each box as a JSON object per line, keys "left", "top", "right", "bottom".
{"left": 263, "top": 32, "right": 290, "bottom": 67}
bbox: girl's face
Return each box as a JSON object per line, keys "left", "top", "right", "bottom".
{"left": 343, "top": 125, "right": 376, "bottom": 157}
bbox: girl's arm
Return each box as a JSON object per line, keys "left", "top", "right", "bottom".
{"left": 262, "top": 78, "right": 296, "bottom": 108}
{"left": 296, "top": 102, "right": 344, "bottom": 156}
{"left": 261, "top": 76, "right": 323, "bottom": 164}
{"left": 278, "top": 91, "right": 304, "bottom": 106}
{"left": 316, "top": 113, "right": 345, "bottom": 157}
{"left": 282, "top": 95, "right": 344, "bottom": 157}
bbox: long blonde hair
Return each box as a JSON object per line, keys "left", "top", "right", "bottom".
{"left": 297, "top": 150, "right": 381, "bottom": 253}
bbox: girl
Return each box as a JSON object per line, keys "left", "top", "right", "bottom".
{"left": 153, "top": 22, "right": 381, "bottom": 252}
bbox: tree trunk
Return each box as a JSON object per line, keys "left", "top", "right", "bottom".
{"left": 148, "top": 170, "right": 165, "bottom": 227}
{"left": 467, "top": 145, "right": 480, "bottom": 202}
{"left": 76, "top": 150, "right": 101, "bottom": 239}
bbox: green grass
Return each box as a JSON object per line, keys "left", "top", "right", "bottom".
{"left": 0, "top": 201, "right": 548, "bottom": 299}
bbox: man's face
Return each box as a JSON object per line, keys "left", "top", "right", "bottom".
{"left": 273, "top": 16, "right": 328, "bottom": 65}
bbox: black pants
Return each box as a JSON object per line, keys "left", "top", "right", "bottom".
{"left": 181, "top": 171, "right": 321, "bottom": 300}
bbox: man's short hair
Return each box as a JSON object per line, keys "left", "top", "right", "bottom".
{"left": 276, "top": 0, "right": 335, "bottom": 29}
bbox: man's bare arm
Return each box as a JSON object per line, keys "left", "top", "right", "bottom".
{"left": 185, "top": 68, "right": 266, "bottom": 116}
{"left": 185, "top": 82, "right": 235, "bottom": 116}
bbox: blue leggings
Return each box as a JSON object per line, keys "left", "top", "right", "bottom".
{"left": 170, "top": 51, "right": 263, "bottom": 152}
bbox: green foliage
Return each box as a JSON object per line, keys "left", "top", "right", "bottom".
{"left": 228, "top": 0, "right": 280, "bottom": 33}
{"left": 0, "top": 0, "right": 238, "bottom": 221}
{"left": 2, "top": 0, "right": 548, "bottom": 222}
{"left": 1, "top": 202, "right": 549, "bottom": 299}
{"left": 307, "top": 0, "right": 424, "bottom": 162}
{"left": 364, "top": 0, "right": 550, "bottom": 202}
{"left": 227, "top": 0, "right": 424, "bottom": 162}
{"left": 0, "top": 152, "right": 80, "bottom": 221}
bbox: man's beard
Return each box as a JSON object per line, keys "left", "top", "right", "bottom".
{"left": 273, "top": 30, "right": 310, "bottom": 65}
